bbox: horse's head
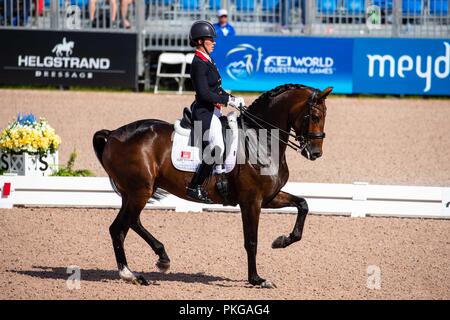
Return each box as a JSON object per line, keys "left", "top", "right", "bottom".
{"left": 289, "top": 87, "right": 332, "bottom": 161}
{"left": 68, "top": 41, "right": 74, "bottom": 49}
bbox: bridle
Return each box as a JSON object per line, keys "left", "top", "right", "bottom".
{"left": 296, "top": 89, "right": 327, "bottom": 152}
{"left": 234, "top": 89, "right": 327, "bottom": 153}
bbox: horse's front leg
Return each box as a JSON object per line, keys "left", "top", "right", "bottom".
{"left": 263, "top": 191, "right": 309, "bottom": 249}
{"left": 240, "top": 200, "right": 276, "bottom": 289}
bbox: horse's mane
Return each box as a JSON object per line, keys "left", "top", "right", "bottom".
{"left": 247, "top": 83, "right": 313, "bottom": 113}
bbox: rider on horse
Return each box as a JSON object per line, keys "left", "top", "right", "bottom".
{"left": 186, "top": 20, "right": 245, "bottom": 203}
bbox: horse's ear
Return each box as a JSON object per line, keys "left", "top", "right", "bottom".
{"left": 319, "top": 87, "right": 333, "bottom": 99}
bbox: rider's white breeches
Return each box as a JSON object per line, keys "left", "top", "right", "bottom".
{"left": 208, "top": 108, "right": 225, "bottom": 174}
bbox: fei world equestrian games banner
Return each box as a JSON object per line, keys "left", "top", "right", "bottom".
{"left": 0, "top": 29, "right": 138, "bottom": 89}
{"left": 212, "top": 36, "right": 353, "bottom": 94}
{"left": 213, "top": 36, "right": 450, "bottom": 96}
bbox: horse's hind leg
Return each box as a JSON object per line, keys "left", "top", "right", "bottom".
{"left": 129, "top": 216, "right": 171, "bottom": 273}
{"left": 110, "top": 196, "right": 129, "bottom": 271}
{"left": 110, "top": 194, "right": 150, "bottom": 285}
{"left": 110, "top": 196, "right": 147, "bottom": 285}
{"left": 263, "top": 191, "right": 309, "bottom": 249}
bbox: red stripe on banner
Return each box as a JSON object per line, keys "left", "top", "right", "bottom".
{"left": 2, "top": 183, "right": 11, "bottom": 197}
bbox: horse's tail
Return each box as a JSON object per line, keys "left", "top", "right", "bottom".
{"left": 93, "top": 129, "right": 111, "bottom": 167}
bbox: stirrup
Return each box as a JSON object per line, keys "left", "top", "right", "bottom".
{"left": 186, "top": 185, "right": 213, "bottom": 204}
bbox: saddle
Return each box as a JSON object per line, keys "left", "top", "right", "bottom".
{"left": 180, "top": 107, "right": 193, "bottom": 129}
{"left": 179, "top": 107, "right": 235, "bottom": 163}
{"left": 172, "top": 107, "right": 239, "bottom": 206}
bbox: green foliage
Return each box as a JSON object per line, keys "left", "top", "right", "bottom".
{"left": 0, "top": 167, "right": 5, "bottom": 176}
{"left": 51, "top": 149, "right": 94, "bottom": 177}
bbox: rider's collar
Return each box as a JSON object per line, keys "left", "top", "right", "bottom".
{"left": 195, "top": 50, "right": 212, "bottom": 63}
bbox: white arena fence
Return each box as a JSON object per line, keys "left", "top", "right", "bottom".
{"left": 1, "top": 176, "right": 450, "bottom": 219}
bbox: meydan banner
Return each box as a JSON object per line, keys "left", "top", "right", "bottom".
{"left": 212, "top": 36, "right": 450, "bottom": 96}
{"left": 353, "top": 38, "right": 450, "bottom": 96}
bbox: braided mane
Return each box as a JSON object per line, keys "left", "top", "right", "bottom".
{"left": 247, "top": 83, "right": 313, "bottom": 113}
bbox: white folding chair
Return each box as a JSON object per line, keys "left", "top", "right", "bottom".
{"left": 154, "top": 52, "right": 187, "bottom": 94}
{"left": 180, "top": 53, "right": 195, "bottom": 91}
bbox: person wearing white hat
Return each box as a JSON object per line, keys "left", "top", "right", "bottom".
{"left": 213, "top": 9, "right": 236, "bottom": 37}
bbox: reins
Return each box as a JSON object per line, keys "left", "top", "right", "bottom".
{"left": 230, "top": 88, "right": 325, "bottom": 153}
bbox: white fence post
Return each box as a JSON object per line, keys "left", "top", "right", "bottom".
{"left": 352, "top": 181, "right": 368, "bottom": 217}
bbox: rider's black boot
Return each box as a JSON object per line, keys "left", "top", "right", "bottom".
{"left": 186, "top": 162, "right": 213, "bottom": 204}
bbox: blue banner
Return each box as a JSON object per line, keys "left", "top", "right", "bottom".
{"left": 212, "top": 36, "right": 354, "bottom": 94}
{"left": 353, "top": 38, "right": 450, "bottom": 96}
{"left": 212, "top": 36, "right": 450, "bottom": 96}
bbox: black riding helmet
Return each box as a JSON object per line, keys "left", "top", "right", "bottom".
{"left": 189, "top": 20, "right": 217, "bottom": 47}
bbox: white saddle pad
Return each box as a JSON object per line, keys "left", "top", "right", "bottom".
{"left": 171, "top": 112, "right": 239, "bottom": 173}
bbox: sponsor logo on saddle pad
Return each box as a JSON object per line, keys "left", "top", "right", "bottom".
{"left": 181, "top": 151, "right": 191, "bottom": 159}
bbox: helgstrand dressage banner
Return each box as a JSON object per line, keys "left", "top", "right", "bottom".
{"left": 0, "top": 29, "right": 138, "bottom": 89}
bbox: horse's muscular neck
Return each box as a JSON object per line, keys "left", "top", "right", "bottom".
{"left": 254, "top": 90, "right": 308, "bottom": 159}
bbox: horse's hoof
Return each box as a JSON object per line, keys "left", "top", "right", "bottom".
{"left": 261, "top": 280, "right": 277, "bottom": 289}
{"left": 271, "top": 235, "right": 289, "bottom": 249}
{"left": 119, "top": 266, "right": 149, "bottom": 286}
{"left": 156, "top": 260, "right": 170, "bottom": 273}
{"left": 132, "top": 274, "right": 149, "bottom": 286}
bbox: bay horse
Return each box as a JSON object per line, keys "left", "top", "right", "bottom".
{"left": 93, "top": 84, "right": 332, "bottom": 288}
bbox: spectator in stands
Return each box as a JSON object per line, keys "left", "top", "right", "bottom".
{"left": 213, "top": 9, "right": 236, "bottom": 37}
{"left": 120, "top": 0, "right": 134, "bottom": 29}
{"left": 275, "top": 0, "right": 306, "bottom": 33}
{"left": 279, "top": 0, "right": 305, "bottom": 33}
{"left": 89, "top": 0, "right": 117, "bottom": 27}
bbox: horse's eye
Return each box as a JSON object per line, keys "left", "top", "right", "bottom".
{"left": 312, "top": 115, "right": 321, "bottom": 123}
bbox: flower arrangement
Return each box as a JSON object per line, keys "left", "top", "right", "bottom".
{"left": 0, "top": 113, "right": 61, "bottom": 154}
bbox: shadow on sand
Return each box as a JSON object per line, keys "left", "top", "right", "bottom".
{"left": 9, "top": 266, "right": 243, "bottom": 287}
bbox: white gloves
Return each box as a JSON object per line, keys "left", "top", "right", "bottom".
{"left": 228, "top": 96, "right": 246, "bottom": 109}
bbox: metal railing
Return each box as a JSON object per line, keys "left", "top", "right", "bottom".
{"left": 1, "top": 0, "right": 448, "bottom": 77}
{"left": 142, "top": 0, "right": 449, "bottom": 50}
{"left": 3, "top": 1, "right": 448, "bottom": 36}
{"left": 311, "top": 0, "right": 450, "bottom": 37}
{"left": 0, "top": 0, "right": 138, "bottom": 31}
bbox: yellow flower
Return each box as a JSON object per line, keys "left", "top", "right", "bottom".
{"left": 0, "top": 118, "right": 61, "bottom": 154}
